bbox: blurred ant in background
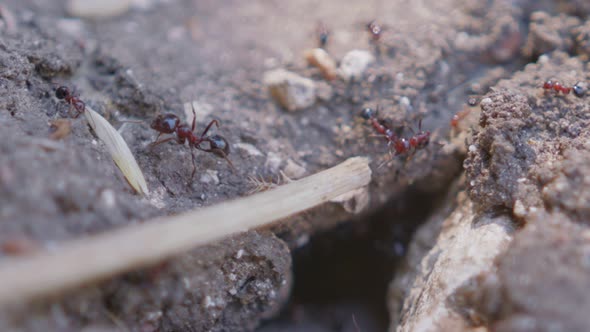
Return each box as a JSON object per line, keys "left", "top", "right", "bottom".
{"left": 316, "top": 22, "right": 330, "bottom": 48}
{"left": 150, "top": 105, "right": 235, "bottom": 181}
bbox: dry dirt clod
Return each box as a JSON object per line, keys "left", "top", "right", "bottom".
{"left": 263, "top": 69, "right": 316, "bottom": 111}
{"left": 522, "top": 11, "right": 580, "bottom": 58}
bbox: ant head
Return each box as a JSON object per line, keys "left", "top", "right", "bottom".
{"left": 360, "top": 107, "right": 376, "bottom": 120}
{"left": 151, "top": 113, "right": 179, "bottom": 134}
{"left": 55, "top": 86, "right": 69, "bottom": 99}
{"left": 207, "top": 135, "right": 230, "bottom": 158}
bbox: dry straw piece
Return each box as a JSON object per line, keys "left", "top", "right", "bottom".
{"left": 0, "top": 157, "right": 371, "bottom": 306}
{"left": 85, "top": 107, "right": 149, "bottom": 195}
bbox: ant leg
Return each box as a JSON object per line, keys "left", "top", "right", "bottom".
{"left": 190, "top": 147, "right": 197, "bottom": 181}
{"left": 196, "top": 144, "right": 237, "bottom": 173}
{"left": 200, "top": 119, "right": 219, "bottom": 138}
{"left": 190, "top": 103, "right": 197, "bottom": 131}
{"left": 73, "top": 100, "right": 86, "bottom": 118}
{"left": 149, "top": 135, "right": 175, "bottom": 149}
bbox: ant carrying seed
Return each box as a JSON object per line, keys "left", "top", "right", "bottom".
{"left": 150, "top": 105, "right": 235, "bottom": 181}
{"left": 360, "top": 107, "right": 430, "bottom": 157}
{"left": 55, "top": 85, "right": 86, "bottom": 118}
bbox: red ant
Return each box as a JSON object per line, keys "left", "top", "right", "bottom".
{"left": 361, "top": 107, "right": 430, "bottom": 157}
{"left": 542, "top": 80, "right": 587, "bottom": 98}
{"left": 150, "top": 106, "right": 235, "bottom": 180}
{"left": 366, "top": 20, "right": 382, "bottom": 42}
{"left": 317, "top": 22, "right": 330, "bottom": 48}
{"left": 55, "top": 85, "right": 86, "bottom": 118}
{"left": 543, "top": 80, "right": 571, "bottom": 95}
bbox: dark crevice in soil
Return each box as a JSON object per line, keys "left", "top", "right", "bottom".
{"left": 259, "top": 188, "right": 445, "bottom": 332}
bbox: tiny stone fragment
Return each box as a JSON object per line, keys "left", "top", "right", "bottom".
{"left": 199, "top": 169, "right": 220, "bottom": 185}
{"left": 263, "top": 69, "right": 316, "bottom": 111}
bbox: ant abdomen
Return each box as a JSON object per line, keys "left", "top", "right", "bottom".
{"left": 360, "top": 107, "right": 376, "bottom": 120}
{"left": 207, "top": 135, "right": 230, "bottom": 158}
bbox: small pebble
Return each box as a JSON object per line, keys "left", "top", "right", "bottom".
{"left": 66, "top": 0, "right": 131, "bottom": 19}
{"left": 264, "top": 152, "right": 282, "bottom": 173}
{"left": 234, "top": 143, "right": 263, "bottom": 157}
{"left": 513, "top": 199, "right": 526, "bottom": 218}
{"left": 480, "top": 97, "right": 492, "bottom": 105}
{"left": 263, "top": 69, "right": 316, "bottom": 111}
{"left": 338, "top": 49, "right": 374, "bottom": 81}
{"left": 199, "top": 169, "right": 219, "bottom": 185}
{"left": 304, "top": 48, "right": 337, "bottom": 81}
{"left": 283, "top": 159, "right": 306, "bottom": 179}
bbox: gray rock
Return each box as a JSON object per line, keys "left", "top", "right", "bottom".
{"left": 263, "top": 69, "right": 316, "bottom": 111}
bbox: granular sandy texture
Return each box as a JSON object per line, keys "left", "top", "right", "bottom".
{"left": 453, "top": 215, "right": 590, "bottom": 332}
{"left": 0, "top": 231, "right": 291, "bottom": 331}
{"left": 2, "top": 0, "right": 588, "bottom": 331}
{"left": 465, "top": 51, "right": 590, "bottom": 222}
{"left": 389, "top": 12, "right": 590, "bottom": 332}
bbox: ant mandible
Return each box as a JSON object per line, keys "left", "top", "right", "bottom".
{"left": 150, "top": 106, "right": 235, "bottom": 180}
{"left": 55, "top": 85, "right": 86, "bottom": 118}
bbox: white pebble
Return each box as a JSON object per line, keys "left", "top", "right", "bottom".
{"left": 480, "top": 97, "right": 492, "bottom": 105}
{"left": 264, "top": 152, "right": 282, "bottom": 173}
{"left": 338, "top": 50, "right": 374, "bottom": 81}
{"left": 234, "top": 143, "right": 263, "bottom": 157}
{"left": 236, "top": 249, "right": 245, "bottom": 259}
{"left": 199, "top": 169, "right": 219, "bottom": 185}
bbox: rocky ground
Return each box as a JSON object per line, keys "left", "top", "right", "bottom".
{"left": 1, "top": 0, "right": 590, "bottom": 331}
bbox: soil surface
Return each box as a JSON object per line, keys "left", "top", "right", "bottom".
{"left": 1, "top": 0, "right": 590, "bottom": 331}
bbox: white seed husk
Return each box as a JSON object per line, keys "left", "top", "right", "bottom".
{"left": 84, "top": 107, "right": 149, "bottom": 195}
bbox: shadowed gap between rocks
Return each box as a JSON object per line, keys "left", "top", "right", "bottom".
{"left": 259, "top": 188, "right": 449, "bottom": 332}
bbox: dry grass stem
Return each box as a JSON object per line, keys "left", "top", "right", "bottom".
{"left": 0, "top": 157, "right": 371, "bottom": 306}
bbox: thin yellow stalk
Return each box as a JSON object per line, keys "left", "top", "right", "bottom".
{"left": 0, "top": 157, "right": 371, "bottom": 306}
